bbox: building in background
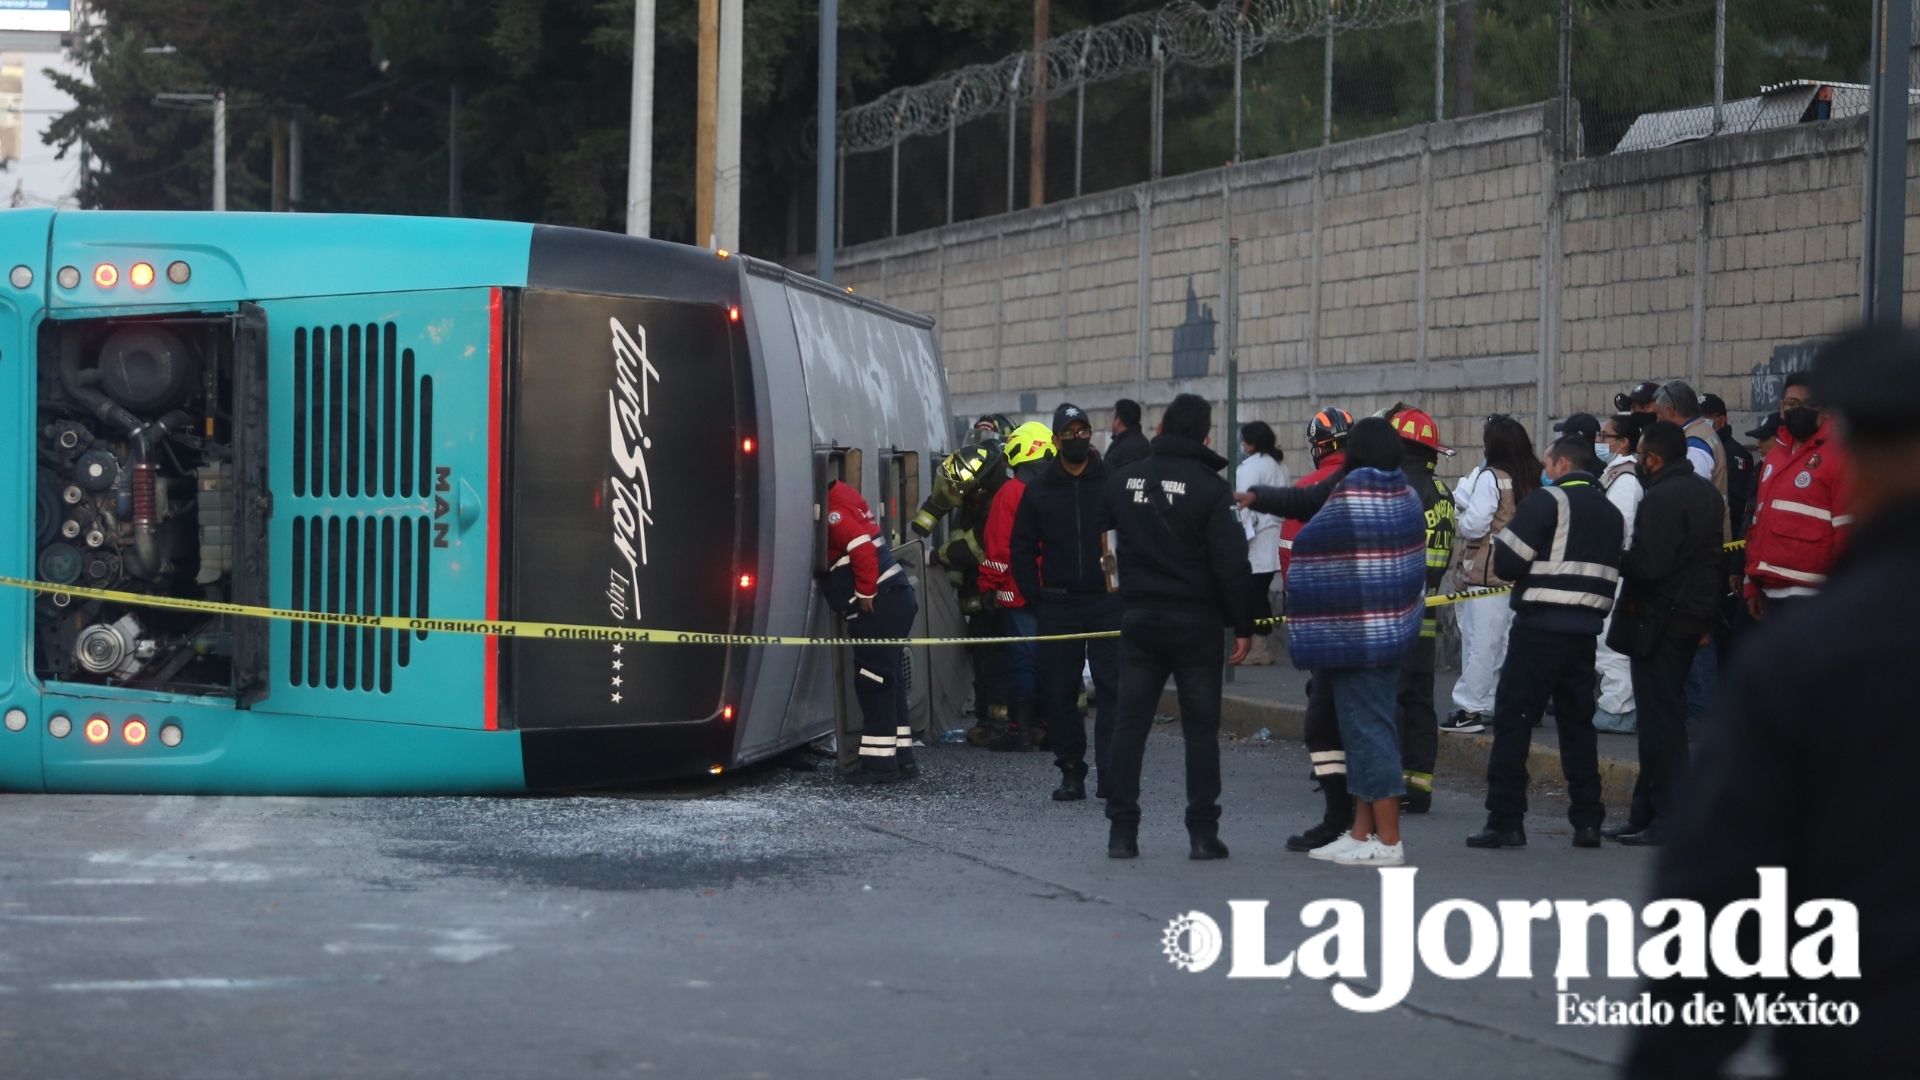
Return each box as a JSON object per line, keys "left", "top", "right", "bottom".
{"left": 0, "top": 0, "right": 81, "bottom": 209}
{"left": 1, "top": 52, "right": 22, "bottom": 166}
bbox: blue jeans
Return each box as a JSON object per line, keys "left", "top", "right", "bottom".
{"left": 1002, "top": 608, "right": 1038, "bottom": 700}
{"left": 1328, "top": 666, "right": 1405, "bottom": 801}
{"left": 1683, "top": 640, "right": 1716, "bottom": 735}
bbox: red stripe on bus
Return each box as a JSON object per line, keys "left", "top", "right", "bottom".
{"left": 483, "top": 287, "right": 504, "bottom": 731}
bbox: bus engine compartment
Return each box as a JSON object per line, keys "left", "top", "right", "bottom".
{"left": 33, "top": 311, "right": 268, "bottom": 700}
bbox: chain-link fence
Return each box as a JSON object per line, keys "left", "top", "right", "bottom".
{"left": 829, "top": 0, "right": 1891, "bottom": 248}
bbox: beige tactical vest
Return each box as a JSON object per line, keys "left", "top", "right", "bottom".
{"left": 1457, "top": 466, "right": 1518, "bottom": 588}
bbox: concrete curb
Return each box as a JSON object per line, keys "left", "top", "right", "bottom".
{"left": 1161, "top": 688, "right": 1642, "bottom": 809}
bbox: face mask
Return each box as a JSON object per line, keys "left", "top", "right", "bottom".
{"left": 1540, "top": 469, "right": 1554, "bottom": 487}
{"left": 1782, "top": 407, "right": 1819, "bottom": 442}
{"left": 1594, "top": 442, "right": 1615, "bottom": 464}
{"left": 1059, "top": 438, "right": 1092, "bottom": 464}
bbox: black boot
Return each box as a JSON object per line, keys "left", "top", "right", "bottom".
{"left": 1107, "top": 821, "right": 1139, "bottom": 859}
{"left": 1051, "top": 761, "right": 1088, "bottom": 801}
{"left": 1285, "top": 775, "right": 1354, "bottom": 852}
{"left": 1188, "top": 824, "right": 1230, "bottom": 860}
{"left": 842, "top": 759, "right": 901, "bottom": 786}
{"left": 897, "top": 747, "right": 920, "bottom": 780}
{"left": 990, "top": 697, "right": 1036, "bottom": 752}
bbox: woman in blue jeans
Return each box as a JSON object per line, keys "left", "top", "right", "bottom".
{"left": 1283, "top": 418, "right": 1429, "bottom": 867}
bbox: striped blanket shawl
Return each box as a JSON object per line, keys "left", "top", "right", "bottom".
{"left": 1285, "top": 467, "right": 1428, "bottom": 670}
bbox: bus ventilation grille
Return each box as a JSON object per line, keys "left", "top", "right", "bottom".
{"left": 286, "top": 321, "right": 434, "bottom": 692}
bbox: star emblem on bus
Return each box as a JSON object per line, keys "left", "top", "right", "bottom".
{"left": 611, "top": 692, "right": 623, "bottom": 704}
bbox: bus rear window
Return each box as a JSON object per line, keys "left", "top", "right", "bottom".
{"left": 506, "top": 291, "right": 740, "bottom": 729}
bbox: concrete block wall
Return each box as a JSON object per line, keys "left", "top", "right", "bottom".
{"left": 806, "top": 100, "right": 1906, "bottom": 488}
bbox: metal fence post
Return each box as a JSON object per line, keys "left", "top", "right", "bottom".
{"left": 1075, "top": 35, "right": 1090, "bottom": 196}
{"left": 1712, "top": 0, "right": 1726, "bottom": 133}
{"left": 891, "top": 135, "right": 901, "bottom": 237}
{"left": 836, "top": 142, "right": 846, "bottom": 249}
{"left": 947, "top": 84, "right": 961, "bottom": 226}
{"left": 1435, "top": 0, "right": 1447, "bottom": 121}
{"left": 1151, "top": 34, "right": 1165, "bottom": 180}
{"left": 1557, "top": 0, "right": 1573, "bottom": 156}
{"left": 1233, "top": 18, "right": 1244, "bottom": 163}
{"left": 1322, "top": 14, "right": 1335, "bottom": 146}
{"left": 1008, "top": 56, "right": 1026, "bottom": 214}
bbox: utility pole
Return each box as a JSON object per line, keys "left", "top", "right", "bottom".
{"left": 1029, "top": 0, "right": 1048, "bottom": 208}
{"left": 627, "top": 0, "right": 655, "bottom": 237}
{"left": 289, "top": 114, "right": 303, "bottom": 208}
{"left": 1864, "top": 0, "right": 1912, "bottom": 326}
{"left": 716, "top": 0, "right": 743, "bottom": 251}
{"left": 156, "top": 91, "right": 226, "bottom": 210}
{"left": 213, "top": 92, "right": 226, "bottom": 211}
{"left": 448, "top": 82, "right": 462, "bottom": 215}
{"left": 271, "top": 117, "right": 287, "bottom": 212}
{"left": 696, "top": 0, "right": 719, "bottom": 247}
{"left": 817, "top": 0, "right": 837, "bottom": 283}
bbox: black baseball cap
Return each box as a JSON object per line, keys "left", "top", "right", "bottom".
{"left": 1745, "top": 413, "right": 1783, "bottom": 441}
{"left": 1554, "top": 412, "right": 1601, "bottom": 442}
{"left": 1700, "top": 393, "right": 1728, "bottom": 416}
{"left": 1052, "top": 402, "right": 1089, "bottom": 433}
{"left": 1613, "top": 381, "right": 1661, "bottom": 411}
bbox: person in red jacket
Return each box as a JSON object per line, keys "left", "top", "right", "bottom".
{"left": 824, "top": 480, "right": 920, "bottom": 784}
{"left": 976, "top": 421, "right": 1056, "bottom": 750}
{"left": 1744, "top": 372, "right": 1852, "bottom": 622}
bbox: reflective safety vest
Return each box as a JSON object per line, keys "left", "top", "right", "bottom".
{"left": 1412, "top": 466, "right": 1456, "bottom": 637}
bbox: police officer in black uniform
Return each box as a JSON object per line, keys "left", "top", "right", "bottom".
{"left": 1102, "top": 394, "right": 1253, "bottom": 860}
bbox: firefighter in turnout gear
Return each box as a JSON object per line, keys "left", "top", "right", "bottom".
{"left": 1239, "top": 406, "right": 1358, "bottom": 851}
{"left": 824, "top": 480, "right": 921, "bottom": 784}
{"left": 1384, "top": 406, "right": 1456, "bottom": 813}
{"left": 922, "top": 434, "right": 1013, "bottom": 745}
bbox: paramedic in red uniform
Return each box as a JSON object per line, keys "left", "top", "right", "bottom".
{"left": 824, "top": 479, "right": 920, "bottom": 784}
{"left": 1744, "top": 371, "right": 1851, "bottom": 622}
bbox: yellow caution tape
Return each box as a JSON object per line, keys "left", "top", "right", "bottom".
{"left": 0, "top": 537, "right": 1751, "bottom": 650}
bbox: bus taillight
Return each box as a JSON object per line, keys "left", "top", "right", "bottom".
{"left": 129, "top": 262, "right": 156, "bottom": 288}
{"left": 92, "top": 264, "right": 118, "bottom": 289}
{"left": 123, "top": 719, "right": 149, "bottom": 746}
{"left": 737, "top": 573, "right": 754, "bottom": 590}
{"left": 721, "top": 705, "right": 735, "bottom": 722}
{"left": 728, "top": 305, "right": 740, "bottom": 322}
{"left": 83, "top": 716, "right": 110, "bottom": 744}
{"left": 741, "top": 437, "right": 755, "bottom": 454}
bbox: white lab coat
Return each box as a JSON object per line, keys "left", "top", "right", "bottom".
{"left": 1235, "top": 453, "right": 1291, "bottom": 574}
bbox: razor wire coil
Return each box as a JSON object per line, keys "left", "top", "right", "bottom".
{"left": 834, "top": 0, "right": 1465, "bottom": 155}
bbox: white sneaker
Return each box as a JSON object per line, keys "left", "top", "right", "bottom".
{"left": 1308, "top": 833, "right": 1372, "bottom": 862}
{"left": 1334, "top": 838, "right": 1406, "bottom": 867}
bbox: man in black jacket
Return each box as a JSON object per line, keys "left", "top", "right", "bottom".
{"left": 1467, "top": 436, "right": 1623, "bottom": 852}
{"left": 1626, "top": 324, "right": 1920, "bottom": 1079}
{"left": 1603, "top": 421, "right": 1727, "bottom": 847}
{"left": 1011, "top": 403, "right": 1121, "bottom": 802}
{"left": 1104, "top": 398, "right": 1150, "bottom": 470}
{"left": 1102, "top": 393, "right": 1253, "bottom": 860}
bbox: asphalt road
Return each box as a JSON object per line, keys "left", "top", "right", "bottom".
{"left": 0, "top": 733, "right": 1682, "bottom": 1080}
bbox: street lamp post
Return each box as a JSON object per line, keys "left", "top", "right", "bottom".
{"left": 153, "top": 90, "right": 227, "bottom": 212}
{"left": 147, "top": 46, "right": 226, "bottom": 212}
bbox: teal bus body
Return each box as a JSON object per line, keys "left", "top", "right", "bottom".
{"left": 2, "top": 209, "right": 957, "bottom": 795}
{"left": 1, "top": 210, "right": 535, "bottom": 794}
